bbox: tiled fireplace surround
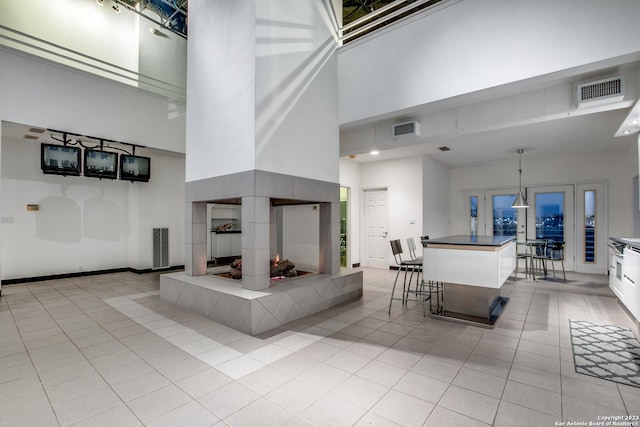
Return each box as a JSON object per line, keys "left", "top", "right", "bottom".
{"left": 160, "top": 170, "right": 363, "bottom": 335}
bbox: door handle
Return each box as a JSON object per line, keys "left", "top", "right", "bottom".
{"left": 381, "top": 232, "right": 388, "bottom": 238}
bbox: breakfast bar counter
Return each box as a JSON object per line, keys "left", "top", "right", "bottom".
{"left": 423, "top": 235, "right": 516, "bottom": 327}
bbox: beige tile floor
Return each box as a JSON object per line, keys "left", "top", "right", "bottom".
{"left": 0, "top": 268, "right": 639, "bottom": 426}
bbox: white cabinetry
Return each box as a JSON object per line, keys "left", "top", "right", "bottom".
{"left": 215, "top": 234, "right": 232, "bottom": 257}
{"left": 622, "top": 247, "right": 640, "bottom": 320}
{"left": 209, "top": 204, "right": 242, "bottom": 260}
{"left": 609, "top": 247, "right": 624, "bottom": 301}
{"left": 609, "top": 248, "right": 617, "bottom": 294}
{"left": 231, "top": 234, "right": 241, "bottom": 256}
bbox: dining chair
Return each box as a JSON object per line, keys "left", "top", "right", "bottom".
{"left": 516, "top": 241, "right": 531, "bottom": 279}
{"left": 530, "top": 240, "right": 549, "bottom": 280}
{"left": 546, "top": 241, "right": 566, "bottom": 280}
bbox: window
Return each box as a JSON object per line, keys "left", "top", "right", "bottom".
{"left": 535, "top": 192, "right": 564, "bottom": 242}
{"left": 584, "top": 190, "right": 596, "bottom": 263}
{"left": 470, "top": 196, "right": 478, "bottom": 236}
{"left": 492, "top": 195, "right": 517, "bottom": 236}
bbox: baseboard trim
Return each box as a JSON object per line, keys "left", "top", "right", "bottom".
{"left": 1, "top": 265, "right": 185, "bottom": 286}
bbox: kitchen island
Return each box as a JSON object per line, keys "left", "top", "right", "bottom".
{"left": 423, "top": 235, "right": 516, "bottom": 327}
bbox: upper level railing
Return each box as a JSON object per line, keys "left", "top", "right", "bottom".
{"left": 0, "top": 23, "right": 186, "bottom": 102}
{"left": 340, "top": 0, "right": 450, "bottom": 45}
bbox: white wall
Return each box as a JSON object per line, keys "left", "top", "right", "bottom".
{"left": 127, "top": 152, "right": 186, "bottom": 271}
{"left": 422, "top": 156, "right": 451, "bottom": 239}
{"left": 0, "top": 0, "right": 186, "bottom": 95}
{"left": 338, "top": 0, "right": 640, "bottom": 125}
{"left": 340, "top": 156, "right": 449, "bottom": 267}
{"left": 138, "top": 20, "right": 188, "bottom": 97}
{"left": 186, "top": 0, "right": 257, "bottom": 181}
{"left": 255, "top": 0, "right": 340, "bottom": 183}
{"left": 0, "top": 47, "right": 186, "bottom": 154}
{"left": 359, "top": 157, "right": 424, "bottom": 265}
{"left": 339, "top": 158, "right": 361, "bottom": 266}
{"left": 449, "top": 146, "right": 636, "bottom": 239}
{"left": 2, "top": 137, "right": 128, "bottom": 278}
{"left": 1, "top": 137, "right": 185, "bottom": 280}
{"left": 186, "top": 0, "right": 341, "bottom": 184}
{"left": 0, "top": 124, "right": 3, "bottom": 289}
{"left": 0, "top": 42, "right": 186, "bottom": 280}
{"left": 0, "top": 0, "right": 139, "bottom": 79}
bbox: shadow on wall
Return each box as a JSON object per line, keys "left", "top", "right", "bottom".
{"left": 36, "top": 196, "right": 82, "bottom": 243}
{"left": 83, "top": 198, "right": 122, "bottom": 241}
{"left": 35, "top": 195, "right": 124, "bottom": 243}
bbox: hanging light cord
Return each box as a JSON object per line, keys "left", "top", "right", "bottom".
{"left": 518, "top": 148, "right": 523, "bottom": 191}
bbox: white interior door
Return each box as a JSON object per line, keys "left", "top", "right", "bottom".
{"left": 527, "top": 185, "right": 575, "bottom": 271}
{"left": 363, "top": 188, "right": 389, "bottom": 269}
{"left": 575, "top": 182, "right": 608, "bottom": 274}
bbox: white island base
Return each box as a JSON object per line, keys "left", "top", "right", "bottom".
{"left": 423, "top": 235, "right": 516, "bottom": 328}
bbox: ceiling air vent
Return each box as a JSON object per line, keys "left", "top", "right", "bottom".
{"left": 392, "top": 121, "right": 420, "bottom": 139}
{"left": 577, "top": 76, "right": 624, "bottom": 107}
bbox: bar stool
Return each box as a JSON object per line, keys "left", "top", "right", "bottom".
{"left": 406, "top": 237, "right": 422, "bottom": 262}
{"left": 404, "top": 237, "right": 425, "bottom": 302}
{"left": 388, "top": 239, "right": 427, "bottom": 316}
{"left": 420, "top": 236, "right": 443, "bottom": 315}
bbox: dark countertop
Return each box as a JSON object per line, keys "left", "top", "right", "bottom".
{"left": 424, "top": 235, "right": 516, "bottom": 247}
{"left": 610, "top": 237, "right": 640, "bottom": 251}
{"left": 211, "top": 230, "right": 242, "bottom": 234}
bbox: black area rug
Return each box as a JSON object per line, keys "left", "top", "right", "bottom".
{"left": 569, "top": 320, "right": 640, "bottom": 388}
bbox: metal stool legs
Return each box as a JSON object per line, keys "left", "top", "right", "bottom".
{"left": 428, "top": 280, "right": 444, "bottom": 315}
{"left": 388, "top": 263, "right": 427, "bottom": 316}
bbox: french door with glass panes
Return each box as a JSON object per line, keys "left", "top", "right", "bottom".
{"left": 526, "top": 185, "right": 574, "bottom": 271}
{"left": 463, "top": 189, "right": 526, "bottom": 240}
{"left": 464, "top": 183, "right": 607, "bottom": 275}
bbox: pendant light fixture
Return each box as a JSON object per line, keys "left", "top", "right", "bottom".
{"left": 511, "top": 148, "right": 529, "bottom": 208}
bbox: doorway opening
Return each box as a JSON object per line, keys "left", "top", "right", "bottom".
{"left": 340, "top": 187, "right": 349, "bottom": 268}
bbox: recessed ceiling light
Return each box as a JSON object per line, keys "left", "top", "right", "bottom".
{"left": 632, "top": 119, "right": 640, "bottom": 125}
{"left": 622, "top": 130, "right": 633, "bottom": 134}
{"left": 96, "top": 0, "right": 104, "bottom": 5}
{"left": 370, "top": 150, "right": 379, "bottom": 155}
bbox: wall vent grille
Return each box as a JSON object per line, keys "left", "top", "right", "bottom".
{"left": 577, "top": 77, "right": 624, "bottom": 105}
{"left": 392, "top": 121, "right": 420, "bottom": 138}
{"left": 153, "top": 228, "right": 169, "bottom": 269}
